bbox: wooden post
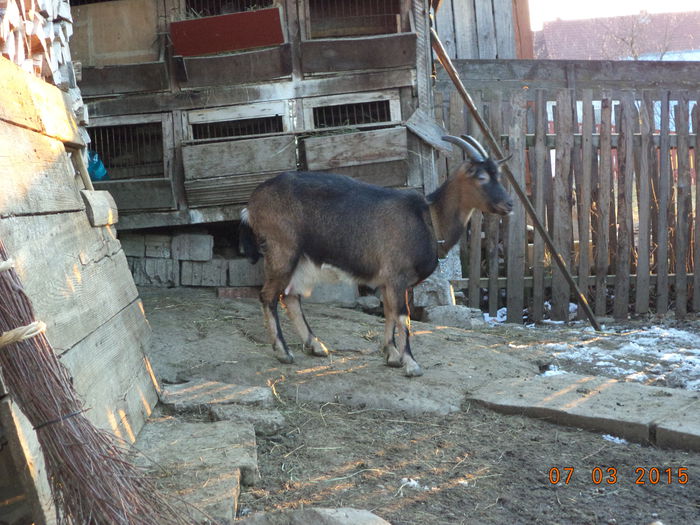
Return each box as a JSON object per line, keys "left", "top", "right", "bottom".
{"left": 613, "top": 93, "right": 635, "bottom": 319}
{"left": 675, "top": 92, "right": 691, "bottom": 317}
{"left": 506, "top": 90, "right": 527, "bottom": 323}
{"left": 532, "top": 89, "right": 547, "bottom": 322}
{"left": 487, "top": 92, "right": 503, "bottom": 317}
{"left": 595, "top": 94, "right": 612, "bottom": 316}
{"left": 552, "top": 89, "right": 574, "bottom": 321}
{"left": 636, "top": 93, "right": 653, "bottom": 314}
{"left": 657, "top": 91, "right": 671, "bottom": 314}
{"left": 578, "top": 89, "right": 594, "bottom": 310}
{"left": 693, "top": 102, "right": 700, "bottom": 311}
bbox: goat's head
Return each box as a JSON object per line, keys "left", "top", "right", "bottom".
{"left": 442, "top": 135, "right": 513, "bottom": 216}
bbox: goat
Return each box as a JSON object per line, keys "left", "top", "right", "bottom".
{"left": 239, "top": 135, "right": 512, "bottom": 377}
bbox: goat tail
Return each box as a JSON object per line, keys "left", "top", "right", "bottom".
{"left": 239, "top": 208, "right": 261, "bottom": 264}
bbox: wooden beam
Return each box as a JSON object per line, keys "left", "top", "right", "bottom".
{"left": 94, "top": 179, "right": 176, "bottom": 212}
{"left": 79, "top": 62, "right": 169, "bottom": 96}
{"left": 304, "top": 128, "right": 408, "bottom": 170}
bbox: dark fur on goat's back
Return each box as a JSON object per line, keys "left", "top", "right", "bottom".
{"left": 247, "top": 171, "right": 439, "bottom": 285}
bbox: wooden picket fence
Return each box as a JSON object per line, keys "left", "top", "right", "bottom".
{"left": 435, "top": 86, "right": 699, "bottom": 322}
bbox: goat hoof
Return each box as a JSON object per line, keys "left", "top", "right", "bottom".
{"left": 303, "top": 337, "right": 329, "bottom": 357}
{"left": 275, "top": 352, "right": 295, "bottom": 364}
{"left": 383, "top": 346, "right": 402, "bottom": 368}
{"left": 403, "top": 361, "right": 423, "bottom": 377}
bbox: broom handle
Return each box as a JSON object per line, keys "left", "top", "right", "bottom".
{"left": 430, "top": 28, "right": 601, "bottom": 332}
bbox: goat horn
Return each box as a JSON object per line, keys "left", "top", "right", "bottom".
{"left": 442, "top": 135, "right": 485, "bottom": 162}
{"left": 460, "top": 135, "right": 489, "bottom": 159}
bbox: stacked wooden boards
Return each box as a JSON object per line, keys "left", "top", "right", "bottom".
{"left": 0, "top": 56, "right": 157, "bottom": 520}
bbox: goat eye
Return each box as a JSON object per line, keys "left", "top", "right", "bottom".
{"left": 477, "top": 172, "right": 489, "bottom": 183}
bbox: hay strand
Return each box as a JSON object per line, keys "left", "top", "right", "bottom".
{"left": 0, "top": 240, "right": 189, "bottom": 525}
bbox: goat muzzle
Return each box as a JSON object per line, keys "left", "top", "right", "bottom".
{"left": 492, "top": 199, "right": 514, "bottom": 215}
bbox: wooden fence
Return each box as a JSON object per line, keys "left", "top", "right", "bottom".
{"left": 435, "top": 65, "right": 699, "bottom": 322}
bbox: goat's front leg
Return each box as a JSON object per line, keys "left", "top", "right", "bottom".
{"left": 381, "top": 285, "right": 423, "bottom": 377}
{"left": 283, "top": 294, "right": 329, "bottom": 357}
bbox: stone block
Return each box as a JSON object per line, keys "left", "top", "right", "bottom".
{"left": 181, "top": 259, "right": 228, "bottom": 287}
{"left": 144, "top": 234, "right": 171, "bottom": 258}
{"left": 171, "top": 233, "right": 213, "bottom": 261}
{"left": 413, "top": 274, "right": 455, "bottom": 307}
{"left": 160, "top": 379, "right": 274, "bottom": 410}
{"left": 423, "top": 305, "right": 486, "bottom": 328}
{"left": 119, "top": 233, "right": 145, "bottom": 257}
{"left": 211, "top": 405, "right": 286, "bottom": 436}
{"left": 229, "top": 258, "right": 264, "bottom": 286}
{"left": 308, "top": 282, "right": 358, "bottom": 307}
{"left": 131, "top": 257, "right": 179, "bottom": 287}
{"left": 239, "top": 508, "right": 391, "bottom": 525}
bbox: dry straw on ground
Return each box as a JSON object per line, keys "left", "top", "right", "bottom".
{"left": 0, "top": 240, "right": 189, "bottom": 525}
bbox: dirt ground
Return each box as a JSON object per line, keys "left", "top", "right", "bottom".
{"left": 140, "top": 288, "right": 700, "bottom": 525}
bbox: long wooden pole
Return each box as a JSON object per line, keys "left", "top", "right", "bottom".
{"left": 431, "top": 28, "right": 601, "bottom": 331}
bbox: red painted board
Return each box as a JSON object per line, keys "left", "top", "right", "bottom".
{"left": 170, "top": 8, "right": 285, "bottom": 57}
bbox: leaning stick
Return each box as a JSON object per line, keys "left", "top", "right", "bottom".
{"left": 431, "top": 28, "right": 601, "bottom": 331}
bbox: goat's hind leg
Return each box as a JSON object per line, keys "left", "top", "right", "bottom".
{"left": 260, "top": 258, "right": 297, "bottom": 364}
{"left": 284, "top": 294, "right": 329, "bottom": 357}
{"left": 381, "top": 285, "right": 423, "bottom": 377}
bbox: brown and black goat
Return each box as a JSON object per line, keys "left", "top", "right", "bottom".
{"left": 239, "top": 135, "right": 512, "bottom": 377}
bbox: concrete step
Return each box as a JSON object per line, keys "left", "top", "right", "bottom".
{"left": 160, "top": 378, "right": 274, "bottom": 412}
{"left": 132, "top": 416, "right": 259, "bottom": 523}
{"left": 469, "top": 373, "right": 700, "bottom": 450}
{"left": 238, "top": 507, "right": 391, "bottom": 525}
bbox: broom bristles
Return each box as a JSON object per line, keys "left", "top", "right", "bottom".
{"left": 0, "top": 240, "right": 190, "bottom": 525}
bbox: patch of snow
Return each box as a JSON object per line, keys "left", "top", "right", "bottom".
{"left": 602, "top": 434, "right": 629, "bottom": 445}
{"left": 542, "top": 365, "right": 568, "bottom": 377}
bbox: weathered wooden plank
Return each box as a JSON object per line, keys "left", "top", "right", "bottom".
{"left": 0, "top": 57, "right": 43, "bottom": 132}
{"left": 452, "top": 0, "right": 477, "bottom": 59}
{"left": 506, "top": 90, "right": 527, "bottom": 323}
{"left": 473, "top": 0, "right": 497, "bottom": 58}
{"left": 657, "top": 91, "right": 671, "bottom": 314}
{"left": 531, "top": 89, "right": 547, "bottom": 322}
{"left": 94, "top": 179, "right": 176, "bottom": 211}
{"left": 183, "top": 135, "right": 296, "bottom": 180}
{"left": 552, "top": 89, "right": 574, "bottom": 321}
{"left": 486, "top": 92, "right": 502, "bottom": 316}
{"left": 305, "top": 128, "right": 408, "bottom": 170}
{"left": 595, "top": 95, "right": 613, "bottom": 316}
{"left": 181, "top": 45, "right": 292, "bottom": 88}
{"left": 88, "top": 69, "right": 416, "bottom": 117}
{"left": 0, "top": 211, "right": 138, "bottom": 354}
{"left": 693, "top": 102, "right": 700, "bottom": 311}
{"left": 184, "top": 172, "right": 278, "bottom": 208}
{"left": 493, "top": 0, "right": 516, "bottom": 58}
{"left": 79, "top": 61, "right": 169, "bottom": 96}
{"left": 674, "top": 93, "right": 691, "bottom": 318}
{"left": 577, "top": 89, "right": 594, "bottom": 309}
{"left": 59, "top": 299, "right": 156, "bottom": 440}
{"left": 439, "top": 60, "right": 700, "bottom": 91}
{"left": 635, "top": 93, "right": 653, "bottom": 314}
{"left": 434, "top": 0, "right": 456, "bottom": 59}
{"left": 613, "top": 94, "right": 635, "bottom": 319}
{"left": 80, "top": 190, "right": 118, "bottom": 227}
{"left": 300, "top": 33, "right": 417, "bottom": 73}
{"left": 0, "top": 122, "right": 84, "bottom": 217}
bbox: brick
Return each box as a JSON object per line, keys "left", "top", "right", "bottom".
{"left": 229, "top": 258, "right": 264, "bottom": 286}
{"left": 171, "top": 233, "right": 214, "bottom": 261}
{"left": 118, "top": 233, "right": 145, "bottom": 257}
{"left": 131, "top": 257, "right": 179, "bottom": 287}
{"left": 144, "top": 234, "right": 172, "bottom": 258}
{"left": 181, "top": 259, "right": 228, "bottom": 286}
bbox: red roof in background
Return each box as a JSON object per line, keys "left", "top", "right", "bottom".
{"left": 534, "top": 11, "right": 700, "bottom": 60}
